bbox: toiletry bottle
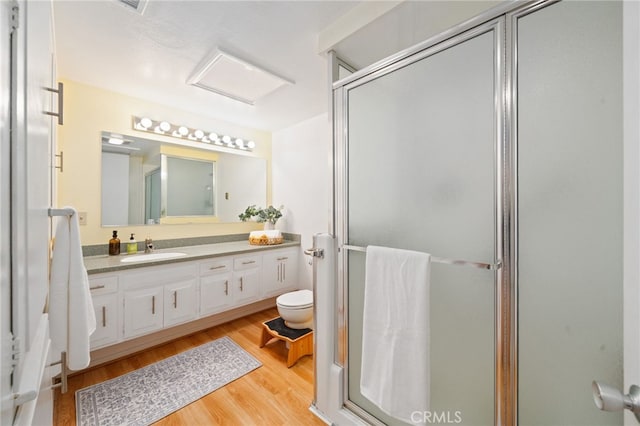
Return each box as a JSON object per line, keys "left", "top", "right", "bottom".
{"left": 109, "top": 230, "right": 120, "bottom": 256}
{"left": 127, "top": 233, "right": 137, "bottom": 254}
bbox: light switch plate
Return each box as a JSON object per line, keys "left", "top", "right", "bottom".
{"left": 78, "top": 211, "right": 87, "bottom": 225}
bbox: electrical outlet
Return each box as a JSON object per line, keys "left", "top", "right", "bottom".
{"left": 78, "top": 211, "right": 87, "bottom": 225}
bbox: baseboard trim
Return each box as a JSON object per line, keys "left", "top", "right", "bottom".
{"left": 85, "top": 298, "right": 277, "bottom": 370}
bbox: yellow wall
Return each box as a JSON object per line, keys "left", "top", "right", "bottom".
{"left": 57, "top": 80, "right": 270, "bottom": 245}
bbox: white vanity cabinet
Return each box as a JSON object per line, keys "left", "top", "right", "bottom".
{"left": 262, "top": 248, "right": 299, "bottom": 298}
{"left": 200, "top": 254, "right": 261, "bottom": 313}
{"left": 88, "top": 275, "right": 119, "bottom": 349}
{"left": 86, "top": 244, "right": 300, "bottom": 357}
{"left": 199, "top": 257, "right": 233, "bottom": 316}
{"left": 121, "top": 263, "right": 198, "bottom": 339}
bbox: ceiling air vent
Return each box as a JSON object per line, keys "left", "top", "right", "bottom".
{"left": 187, "top": 48, "right": 294, "bottom": 105}
{"left": 115, "top": 0, "right": 148, "bottom": 14}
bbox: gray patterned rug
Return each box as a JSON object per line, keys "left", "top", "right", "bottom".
{"left": 76, "top": 336, "right": 262, "bottom": 426}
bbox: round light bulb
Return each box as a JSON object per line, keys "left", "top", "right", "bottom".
{"left": 140, "top": 117, "right": 152, "bottom": 129}
{"left": 247, "top": 140, "right": 256, "bottom": 149}
{"left": 235, "top": 138, "right": 244, "bottom": 148}
{"left": 209, "top": 132, "right": 218, "bottom": 141}
{"left": 194, "top": 129, "right": 204, "bottom": 139}
{"left": 222, "top": 135, "right": 231, "bottom": 144}
{"left": 159, "top": 121, "right": 171, "bottom": 132}
{"left": 178, "top": 126, "right": 189, "bottom": 136}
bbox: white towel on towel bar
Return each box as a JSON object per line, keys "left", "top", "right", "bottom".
{"left": 49, "top": 207, "right": 96, "bottom": 371}
{"left": 360, "top": 245, "right": 431, "bottom": 424}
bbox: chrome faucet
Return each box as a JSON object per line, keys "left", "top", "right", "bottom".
{"left": 144, "top": 237, "right": 154, "bottom": 253}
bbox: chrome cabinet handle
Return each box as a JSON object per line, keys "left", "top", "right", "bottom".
{"left": 224, "top": 280, "right": 229, "bottom": 296}
{"left": 152, "top": 295, "right": 155, "bottom": 314}
{"left": 209, "top": 265, "right": 226, "bottom": 270}
{"left": 173, "top": 291, "right": 177, "bottom": 308}
{"left": 240, "top": 277, "right": 244, "bottom": 291}
{"left": 242, "top": 260, "right": 256, "bottom": 265}
{"left": 277, "top": 257, "right": 288, "bottom": 261}
{"left": 283, "top": 264, "right": 286, "bottom": 281}
{"left": 90, "top": 284, "right": 105, "bottom": 291}
{"left": 44, "top": 82, "right": 64, "bottom": 125}
{"left": 102, "top": 306, "right": 106, "bottom": 327}
{"left": 278, "top": 263, "right": 281, "bottom": 282}
{"left": 55, "top": 152, "right": 63, "bottom": 173}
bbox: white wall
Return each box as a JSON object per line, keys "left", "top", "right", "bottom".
{"left": 272, "top": 113, "right": 331, "bottom": 290}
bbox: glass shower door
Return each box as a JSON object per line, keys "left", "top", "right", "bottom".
{"left": 343, "top": 20, "right": 502, "bottom": 426}
{"left": 516, "top": 1, "right": 623, "bottom": 425}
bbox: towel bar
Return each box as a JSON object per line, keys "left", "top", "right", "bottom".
{"left": 341, "top": 244, "right": 501, "bottom": 271}
{"left": 48, "top": 208, "right": 74, "bottom": 217}
{"left": 49, "top": 351, "right": 68, "bottom": 393}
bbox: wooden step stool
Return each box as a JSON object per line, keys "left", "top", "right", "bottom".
{"left": 259, "top": 317, "right": 313, "bottom": 367}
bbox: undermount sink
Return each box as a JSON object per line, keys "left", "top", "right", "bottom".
{"left": 120, "top": 252, "right": 187, "bottom": 263}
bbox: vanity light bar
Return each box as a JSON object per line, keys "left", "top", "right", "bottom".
{"left": 132, "top": 116, "right": 256, "bottom": 151}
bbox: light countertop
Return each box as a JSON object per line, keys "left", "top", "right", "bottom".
{"left": 84, "top": 239, "right": 300, "bottom": 275}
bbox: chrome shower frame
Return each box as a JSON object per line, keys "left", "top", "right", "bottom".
{"left": 328, "top": 1, "right": 558, "bottom": 425}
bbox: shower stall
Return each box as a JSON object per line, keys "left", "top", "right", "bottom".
{"left": 311, "top": 1, "right": 636, "bottom": 425}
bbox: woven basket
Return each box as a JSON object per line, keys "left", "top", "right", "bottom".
{"left": 249, "top": 235, "right": 284, "bottom": 246}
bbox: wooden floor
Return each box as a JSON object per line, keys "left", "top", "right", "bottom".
{"left": 54, "top": 308, "right": 326, "bottom": 425}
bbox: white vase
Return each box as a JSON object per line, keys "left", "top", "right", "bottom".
{"left": 264, "top": 222, "right": 275, "bottom": 231}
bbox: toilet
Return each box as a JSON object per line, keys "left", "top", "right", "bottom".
{"left": 276, "top": 289, "right": 313, "bottom": 329}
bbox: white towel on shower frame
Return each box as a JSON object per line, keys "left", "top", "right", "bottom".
{"left": 360, "top": 245, "right": 431, "bottom": 424}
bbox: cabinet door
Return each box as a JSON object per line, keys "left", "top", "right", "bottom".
{"left": 123, "top": 287, "right": 163, "bottom": 338}
{"left": 233, "top": 268, "right": 260, "bottom": 306}
{"left": 200, "top": 273, "right": 233, "bottom": 316}
{"left": 280, "top": 251, "right": 299, "bottom": 291}
{"left": 263, "top": 250, "right": 299, "bottom": 297}
{"left": 164, "top": 279, "right": 197, "bottom": 327}
{"left": 90, "top": 293, "right": 119, "bottom": 349}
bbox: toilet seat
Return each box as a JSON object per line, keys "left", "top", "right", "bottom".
{"left": 276, "top": 290, "right": 313, "bottom": 309}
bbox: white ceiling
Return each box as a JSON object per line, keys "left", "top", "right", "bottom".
{"left": 52, "top": 1, "right": 503, "bottom": 133}
{"left": 52, "top": 0, "right": 361, "bottom": 132}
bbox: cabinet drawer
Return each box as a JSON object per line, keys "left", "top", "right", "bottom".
{"left": 234, "top": 255, "right": 262, "bottom": 271}
{"left": 88, "top": 275, "right": 118, "bottom": 295}
{"left": 199, "top": 258, "right": 232, "bottom": 276}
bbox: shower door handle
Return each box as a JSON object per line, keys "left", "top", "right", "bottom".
{"left": 592, "top": 380, "right": 640, "bottom": 422}
{"left": 304, "top": 248, "right": 324, "bottom": 259}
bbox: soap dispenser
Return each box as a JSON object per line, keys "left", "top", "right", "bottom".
{"left": 127, "top": 233, "right": 137, "bottom": 254}
{"left": 109, "top": 230, "right": 120, "bottom": 256}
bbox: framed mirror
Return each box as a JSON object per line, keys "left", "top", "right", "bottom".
{"left": 101, "top": 132, "right": 267, "bottom": 227}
